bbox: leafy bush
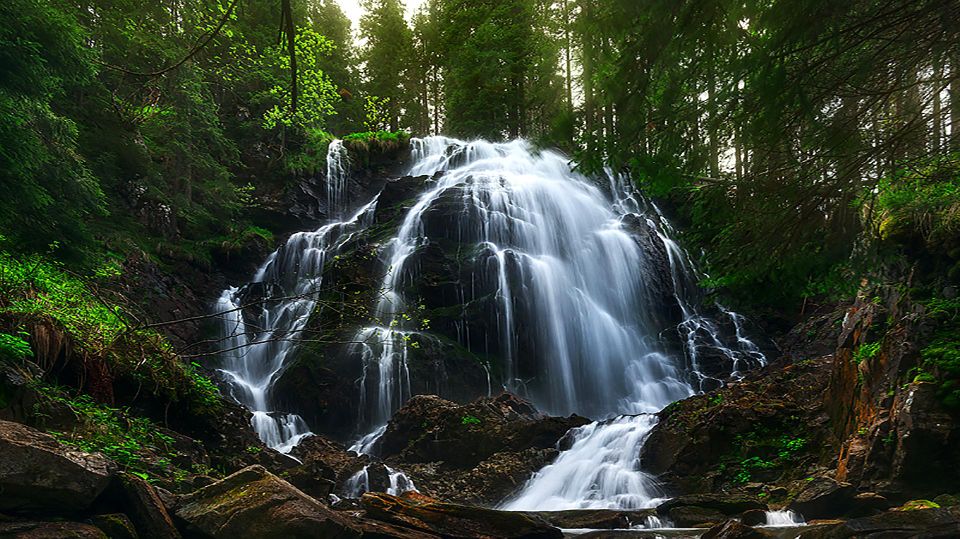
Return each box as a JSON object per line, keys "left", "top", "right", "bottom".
{"left": 917, "top": 297, "right": 960, "bottom": 409}
{"left": 854, "top": 342, "right": 882, "bottom": 365}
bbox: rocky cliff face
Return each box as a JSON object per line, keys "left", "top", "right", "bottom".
{"left": 641, "top": 265, "right": 960, "bottom": 519}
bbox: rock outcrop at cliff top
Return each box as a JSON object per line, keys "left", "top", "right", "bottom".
{"left": 373, "top": 392, "right": 590, "bottom": 505}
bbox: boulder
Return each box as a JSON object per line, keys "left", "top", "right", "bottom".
{"left": 116, "top": 473, "right": 181, "bottom": 539}
{"left": 0, "top": 419, "right": 116, "bottom": 513}
{"left": 667, "top": 505, "right": 727, "bottom": 528}
{"left": 174, "top": 465, "right": 430, "bottom": 539}
{"left": 0, "top": 521, "right": 108, "bottom": 538}
{"left": 701, "top": 520, "right": 771, "bottom": 539}
{"left": 398, "top": 447, "right": 559, "bottom": 505}
{"left": 89, "top": 514, "right": 138, "bottom": 539}
{"left": 361, "top": 491, "right": 562, "bottom": 539}
{"left": 378, "top": 393, "right": 589, "bottom": 468}
{"left": 787, "top": 477, "right": 855, "bottom": 519}
{"left": 739, "top": 509, "right": 767, "bottom": 526}
{"left": 656, "top": 494, "right": 766, "bottom": 516}
{"left": 847, "top": 492, "right": 889, "bottom": 517}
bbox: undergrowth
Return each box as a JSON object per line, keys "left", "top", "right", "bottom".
{"left": 0, "top": 247, "right": 222, "bottom": 416}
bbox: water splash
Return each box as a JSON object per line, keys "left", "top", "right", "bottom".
{"left": 343, "top": 464, "right": 417, "bottom": 498}
{"left": 762, "top": 510, "right": 805, "bottom": 527}
{"left": 504, "top": 415, "right": 668, "bottom": 510}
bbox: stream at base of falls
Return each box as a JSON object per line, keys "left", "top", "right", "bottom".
{"left": 214, "top": 136, "right": 766, "bottom": 509}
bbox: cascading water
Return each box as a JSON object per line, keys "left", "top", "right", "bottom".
{"left": 338, "top": 136, "right": 764, "bottom": 509}
{"left": 215, "top": 141, "right": 377, "bottom": 453}
{"left": 762, "top": 510, "right": 805, "bottom": 527}
{"left": 217, "top": 134, "right": 764, "bottom": 509}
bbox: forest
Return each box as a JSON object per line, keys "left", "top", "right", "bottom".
{"left": 2, "top": 0, "right": 960, "bottom": 538}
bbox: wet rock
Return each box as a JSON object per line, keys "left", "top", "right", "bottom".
{"left": 360, "top": 491, "right": 562, "bottom": 539}
{"left": 291, "top": 435, "right": 363, "bottom": 478}
{"left": 739, "top": 509, "right": 767, "bottom": 526}
{"left": 174, "top": 465, "right": 427, "bottom": 539}
{"left": 399, "top": 447, "right": 558, "bottom": 505}
{"left": 521, "top": 509, "right": 652, "bottom": 530}
{"left": 89, "top": 514, "right": 138, "bottom": 539}
{"left": 666, "top": 505, "right": 726, "bottom": 527}
{"left": 701, "top": 519, "right": 771, "bottom": 539}
{"left": 377, "top": 175, "right": 432, "bottom": 216}
{"left": 0, "top": 521, "right": 108, "bottom": 538}
{"left": 787, "top": 477, "right": 855, "bottom": 520}
{"left": 0, "top": 419, "right": 116, "bottom": 513}
{"left": 657, "top": 494, "right": 766, "bottom": 517}
{"left": 115, "top": 473, "right": 181, "bottom": 539}
{"left": 934, "top": 494, "right": 960, "bottom": 507}
{"left": 643, "top": 357, "right": 831, "bottom": 495}
{"left": 379, "top": 393, "right": 589, "bottom": 468}
{"left": 285, "top": 434, "right": 366, "bottom": 499}
{"left": 847, "top": 492, "right": 890, "bottom": 517}
{"left": 799, "top": 507, "right": 960, "bottom": 538}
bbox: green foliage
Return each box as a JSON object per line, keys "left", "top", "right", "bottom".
{"left": 36, "top": 383, "right": 180, "bottom": 477}
{"left": 460, "top": 414, "right": 481, "bottom": 426}
{"left": 263, "top": 28, "right": 341, "bottom": 131}
{"left": 428, "top": 0, "right": 564, "bottom": 139}
{"left": 0, "top": 0, "right": 102, "bottom": 253}
{"left": 917, "top": 296, "right": 960, "bottom": 409}
{"left": 363, "top": 96, "right": 392, "bottom": 131}
{"left": 287, "top": 128, "right": 337, "bottom": 174}
{"left": 854, "top": 342, "right": 882, "bottom": 365}
{"left": 726, "top": 429, "right": 807, "bottom": 484}
{"left": 360, "top": 0, "right": 414, "bottom": 132}
{"left": 873, "top": 157, "right": 960, "bottom": 249}
{"left": 0, "top": 332, "right": 32, "bottom": 363}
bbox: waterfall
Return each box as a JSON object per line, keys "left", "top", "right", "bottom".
{"left": 343, "top": 464, "right": 418, "bottom": 498}
{"left": 216, "top": 135, "right": 764, "bottom": 509}
{"left": 337, "top": 136, "right": 762, "bottom": 510}
{"left": 326, "top": 139, "right": 350, "bottom": 219}
{"left": 352, "top": 138, "right": 695, "bottom": 431}
{"left": 215, "top": 140, "right": 377, "bottom": 452}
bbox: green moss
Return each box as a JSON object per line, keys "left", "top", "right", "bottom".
{"left": 896, "top": 499, "right": 941, "bottom": 511}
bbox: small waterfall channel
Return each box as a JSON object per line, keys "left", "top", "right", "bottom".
{"left": 215, "top": 141, "right": 375, "bottom": 453}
